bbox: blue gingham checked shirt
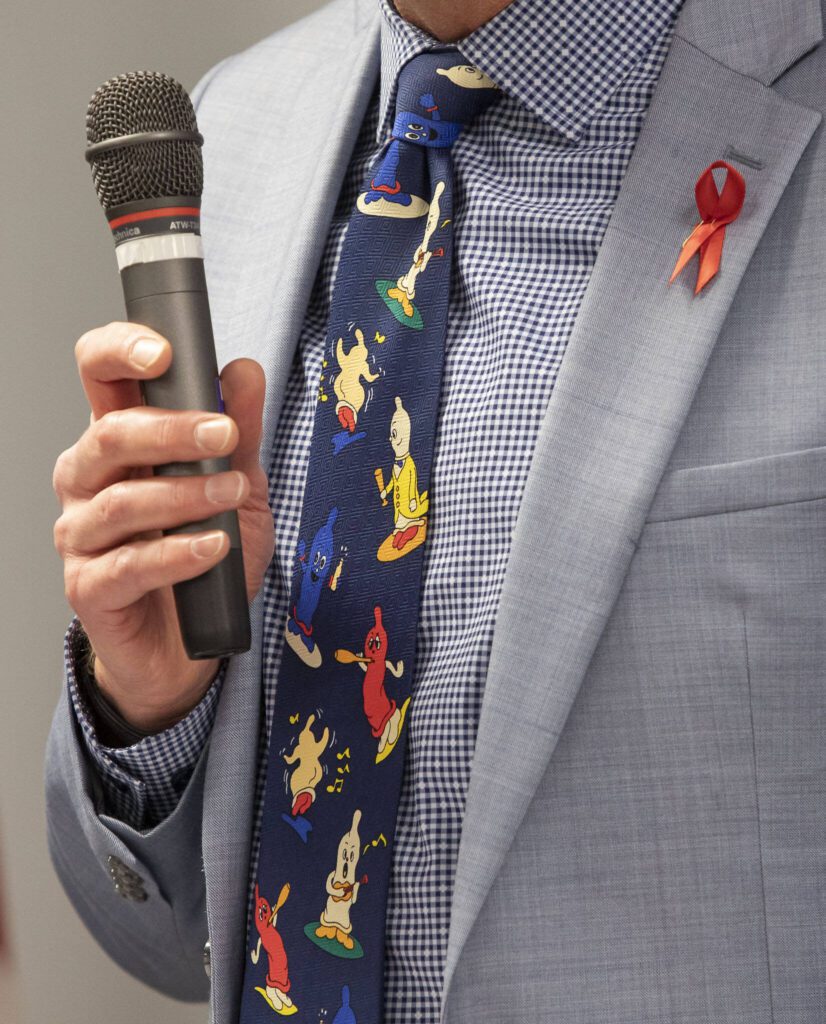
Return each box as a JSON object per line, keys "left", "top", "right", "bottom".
{"left": 65, "top": 0, "right": 684, "bottom": 1015}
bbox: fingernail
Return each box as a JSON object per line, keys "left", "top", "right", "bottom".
{"left": 195, "top": 417, "right": 232, "bottom": 451}
{"left": 191, "top": 532, "right": 226, "bottom": 558}
{"left": 205, "top": 472, "right": 244, "bottom": 504}
{"left": 129, "top": 337, "right": 165, "bottom": 369}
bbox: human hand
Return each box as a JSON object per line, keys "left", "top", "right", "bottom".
{"left": 52, "top": 322, "right": 274, "bottom": 732}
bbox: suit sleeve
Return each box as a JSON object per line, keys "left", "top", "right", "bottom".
{"left": 43, "top": 56, "right": 240, "bottom": 1002}
{"left": 66, "top": 616, "right": 227, "bottom": 830}
{"left": 45, "top": 670, "right": 214, "bottom": 1001}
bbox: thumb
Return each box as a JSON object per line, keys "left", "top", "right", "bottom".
{"left": 219, "top": 358, "right": 266, "bottom": 477}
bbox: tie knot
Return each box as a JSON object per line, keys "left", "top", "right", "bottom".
{"left": 391, "top": 50, "right": 500, "bottom": 148}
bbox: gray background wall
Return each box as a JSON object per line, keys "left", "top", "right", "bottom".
{"left": 0, "top": 0, "right": 325, "bottom": 1020}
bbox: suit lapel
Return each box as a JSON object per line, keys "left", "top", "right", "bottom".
{"left": 197, "top": 6, "right": 381, "bottom": 1022}
{"left": 442, "top": 1, "right": 821, "bottom": 1011}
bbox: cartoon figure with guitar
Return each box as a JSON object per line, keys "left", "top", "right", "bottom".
{"left": 305, "top": 810, "right": 367, "bottom": 958}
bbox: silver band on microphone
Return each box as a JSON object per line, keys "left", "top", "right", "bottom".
{"left": 115, "top": 232, "right": 204, "bottom": 270}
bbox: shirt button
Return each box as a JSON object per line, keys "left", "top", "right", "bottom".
{"left": 203, "top": 939, "right": 212, "bottom": 979}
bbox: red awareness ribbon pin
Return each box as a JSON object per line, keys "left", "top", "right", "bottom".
{"left": 669, "top": 160, "right": 746, "bottom": 294}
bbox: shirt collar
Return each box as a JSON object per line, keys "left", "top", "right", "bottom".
{"left": 377, "top": 0, "right": 684, "bottom": 143}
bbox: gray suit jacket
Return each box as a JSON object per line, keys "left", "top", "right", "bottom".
{"left": 45, "top": 0, "right": 826, "bottom": 1020}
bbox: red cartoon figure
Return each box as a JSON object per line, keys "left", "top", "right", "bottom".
{"left": 334, "top": 606, "right": 411, "bottom": 763}
{"left": 250, "top": 882, "right": 297, "bottom": 1016}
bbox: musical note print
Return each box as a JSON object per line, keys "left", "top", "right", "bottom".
{"left": 361, "top": 833, "right": 387, "bottom": 855}
{"left": 326, "top": 743, "right": 351, "bottom": 797}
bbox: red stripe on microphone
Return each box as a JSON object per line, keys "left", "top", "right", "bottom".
{"left": 108, "top": 206, "right": 200, "bottom": 230}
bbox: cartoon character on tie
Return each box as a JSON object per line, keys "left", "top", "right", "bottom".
{"left": 305, "top": 809, "right": 366, "bottom": 958}
{"left": 250, "top": 882, "right": 297, "bottom": 1015}
{"left": 359, "top": 91, "right": 459, "bottom": 221}
{"left": 377, "top": 180, "right": 446, "bottom": 330}
{"left": 356, "top": 135, "right": 429, "bottom": 219}
{"left": 332, "top": 985, "right": 358, "bottom": 1024}
{"left": 334, "top": 605, "right": 411, "bottom": 762}
{"left": 281, "top": 713, "right": 330, "bottom": 841}
{"left": 330, "top": 327, "right": 380, "bottom": 454}
{"left": 435, "top": 64, "right": 498, "bottom": 89}
{"left": 285, "top": 507, "right": 344, "bottom": 667}
{"left": 374, "top": 397, "right": 429, "bottom": 560}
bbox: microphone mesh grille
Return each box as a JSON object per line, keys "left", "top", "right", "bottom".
{"left": 86, "top": 71, "right": 203, "bottom": 209}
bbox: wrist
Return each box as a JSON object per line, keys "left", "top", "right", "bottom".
{"left": 92, "top": 652, "right": 221, "bottom": 736}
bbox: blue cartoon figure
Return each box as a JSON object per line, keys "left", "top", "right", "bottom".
{"left": 357, "top": 93, "right": 460, "bottom": 220}
{"left": 393, "top": 91, "right": 462, "bottom": 147}
{"left": 285, "top": 508, "right": 344, "bottom": 668}
{"left": 332, "top": 985, "right": 357, "bottom": 1024}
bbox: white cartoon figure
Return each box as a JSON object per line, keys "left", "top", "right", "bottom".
{"left": 436, "top": 64, "right": 498, "bottom": 89}
{"left": 388, "top": 181, "right": 445, "bottom": 319}
{"left": 314, "top": 809, "right": 365, "bottom": 953}
{"left": 376, "top": 181, "right": 447, "bottom": 330}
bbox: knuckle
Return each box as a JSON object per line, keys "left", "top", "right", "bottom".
{"left": 155, "top": 411, "right": 179, "bottom": 453}
{"left": 106, "top": 321, "right": 135, "bottom": 346}
{"left": 52, "top": 449, "right": 72, "bottom": 497}
{"left": 99, "top": 481, "right": 129, "bottom": 527}
{"left": 94, "top": 409, "right": 125, "bottom": 457}
{"left": 63, "top": 560, "right": 86, "bottom": 610}
{"left": 156, "top": 537, "right": 178, "bottom": 575}
{"left": 53, "top": 514, "right": 69, "bottom": 556}
{"left": 75, "top": 323, "right": 125, "bottom": 366}
{"left": 170, "top": 476, "right": 193, "bottom": 515}
{"left": 74, "top": 329, "right": 95, "bottom": 367}
{"left": 111, "top": 543, "right": 138, "bottom": 585}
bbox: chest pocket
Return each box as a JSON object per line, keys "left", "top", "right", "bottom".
{"left": 646, "top": 445, "right": 826, "bottom": 523}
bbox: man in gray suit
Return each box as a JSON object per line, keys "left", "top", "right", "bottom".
{"left": 47, "top": 0, "right": 826, "bottom": 1020}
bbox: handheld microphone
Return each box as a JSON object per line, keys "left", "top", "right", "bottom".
{"left": 85, "top": 71, "right": 251, "bottom": 660}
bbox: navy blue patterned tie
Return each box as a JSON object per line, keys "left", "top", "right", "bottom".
{"left": 239, "top": 50, "right": 499, "bottom": 1024}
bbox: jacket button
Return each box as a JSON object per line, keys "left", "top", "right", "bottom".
{"left": 203, "top": 939, "right": 211, "bottom": 979}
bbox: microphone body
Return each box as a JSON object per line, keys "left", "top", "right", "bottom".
{"left": 87, "top": 130, "right": 251, "bottom": 658}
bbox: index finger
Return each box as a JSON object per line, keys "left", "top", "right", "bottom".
{"left": 75, "top": 321, "right": 172, "bottom": 422}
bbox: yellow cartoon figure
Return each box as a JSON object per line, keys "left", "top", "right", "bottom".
{"left": 305, "top": 809, "right": 366, "bottom": 958}
{"left": 333, "top": 328, "right": 380, "bottom": 434}
{"left": 375, "top": 397, "right": 429, "bottom": 561}
{"left": 281, "top": 714, "right": 330, "bottom": 842}
{"left": 436, "top": 64, "right": 498, "bottom": 89}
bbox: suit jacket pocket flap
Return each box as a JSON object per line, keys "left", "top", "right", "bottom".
{"left": 646, "top": 445, "right": 826, "bottom": 523}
